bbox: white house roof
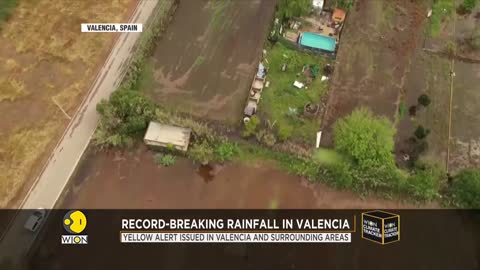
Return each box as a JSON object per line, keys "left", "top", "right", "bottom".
{"left": 144, "top": 121, "right": 191, "bottom": 152}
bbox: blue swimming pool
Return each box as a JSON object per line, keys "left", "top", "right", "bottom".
{"left": 299, "top": 32, "right": 336, "bottom": 52}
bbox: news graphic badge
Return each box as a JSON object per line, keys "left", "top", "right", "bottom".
{"left": 361, "top": 210, "right": 400, "bottom": 245}
{"left": 61, "top": 210, "right": 88, "bottom": 245}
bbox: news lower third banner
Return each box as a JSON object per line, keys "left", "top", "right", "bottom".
{"left": 3, "top": 210, "right": 479, "bottom": 247}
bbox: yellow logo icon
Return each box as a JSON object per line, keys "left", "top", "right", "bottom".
{"left": 63, "top": 210, "right": 87, "bottom": 234}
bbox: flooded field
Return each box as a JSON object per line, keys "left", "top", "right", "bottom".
{"left": 60, "top": 146, "right": 426, "bottom": 209}
{"left": 27, "top": 147, "right": 478, "bottom": 269}
{"left": 321, "top": 0, "right": 428, "bottom": 146}
{"left": 143, "top": 0, "right": 276, "bottom": 123}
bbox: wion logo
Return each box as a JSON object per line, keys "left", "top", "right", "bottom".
{"left": 361, "top": 210, "right": 400, "bottom": 245}
{"left": 61, "top": 210, "right": 88, "bottom": 245}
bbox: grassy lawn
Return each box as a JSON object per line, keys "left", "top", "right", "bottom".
{"left": 428, "top": 0, "right": 455, "bottom": 37}
{"left": 260, "top": 43, "right": 329, "bottom": 143}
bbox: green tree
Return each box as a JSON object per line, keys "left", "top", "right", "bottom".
{"left": 277, "top": 0, "right": 312, "bottom": 20}
{"left": 418, "top": 94, "right": 431, "bottom": 107}
{"left": 451, "top": 169, "right": 480, "bottom": 208}
{"left": 333, "top": 107, "right": 396, "bottom": 169}
{"left": 94, "top": 90, "right": 156, "bottom": 147}
{"left": 462, "top": 0, "right": 477, "bottom": 12}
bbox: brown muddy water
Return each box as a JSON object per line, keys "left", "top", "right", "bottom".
{"left": 28, "top": 147, "right": 479, "bottom": 270}
{"left": 60, "top": 146, "right": 431, "bottom": 209}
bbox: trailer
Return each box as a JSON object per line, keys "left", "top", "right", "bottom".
{"left": 243, "top": 63, "right": 266, "bottom": 123}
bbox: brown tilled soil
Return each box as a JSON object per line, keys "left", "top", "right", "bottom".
{"left": 144, "top": 0, "right": 276, "bottom": 124}
{"left": 321, "top": 0, "right": 428, "bottom": 146}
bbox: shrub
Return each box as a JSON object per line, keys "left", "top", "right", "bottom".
{"left": 214, "top": 141, "right": 240, "bottom": 162}
{"left": 418, "top": 94, "right": 431, "bottom": 107}
{"left": 451, "top": 169, "right": 480, "bottom": 208}
{"left": 154, "top": 153, "right": 176, "bottom": 167}
{"left": 336, "top": 0, "right": 354, "bottom": 11}
{"left": 188, "top": 140, "right": 215, "bottom": 165}
{"left": 277, "top": 125, "right": 293, "bottom": 141}
{"left": 414, "top": 125, "right": 430, "bottom": 140}
{"left": 262, "top": 132, "right": 277, "bottom": 147}
{"left": 333, "top": 107, "right": 396, "bottom": 169}
{"left": 402, "top": 163, "right": 443, "bottom": 201}
{"left": 243, "top": 116, "right": 260, "bottom": 137}
{"left": 409, "top": 105, "right": 417, "bottom": 116}
{"left": 325, "top": 160, "right": 354, "bottom": 189}
{"left": 94, "top": 90, "right": 156, "bottom": 148}
{"left": 445, "top": 41, "right": 457, "bottom": 55}
{"left": 462, "top": 0, "right": 477, "bottom": 12}
{"left": 255, "top": 129, "right": 266, "bottom": 143}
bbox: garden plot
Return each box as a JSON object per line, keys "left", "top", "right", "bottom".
{"left": 320, "top": 0, "right": 428, "bottom": 146}
{"left": 395, "top": 53, "right": 451, "bottom": 167}
{"left": 144, "top": 0, "right": 276, "bottom": 123}
{"left": 258, "top": 43, "right": 330, "bottom": 144}
{"left": 449, "top": 62, "right": 480, "bottom": 172}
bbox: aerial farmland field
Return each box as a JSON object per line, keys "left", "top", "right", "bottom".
{"left": 0, "top": 0, "right": 135, "bottom": 207}
{"left": 142, "top": 0, "right": 276, "bottom": 123}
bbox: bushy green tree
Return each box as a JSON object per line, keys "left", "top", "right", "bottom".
{"left": 451, "top": 169, "right": 480, "bottom": 208}
{"left": 277, "top": 0, "right": 312, "bottom": 20}
{"left": 94, "top": 90, "right": 156, "bottom": 147}
{"left": 333, "top": 107, "right": 396, "bottom": 169}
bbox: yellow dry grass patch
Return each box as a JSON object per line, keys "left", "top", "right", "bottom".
{"left": 0, "top": 77, "right": 27, "bottom": 102}
{"left": 4, "top": 58, "right": 19, "bottom": 71}
{"left": 53, "top": 82, "right": 83, "bottom": 112}
{"left": 2, "top": 0, "right": 130, "bottom": 66}
{"left": 0, "top": 0, "right": 132, "bottom": 207}
{"left": 0, "top": 121, "right": 61, "bottom": 207}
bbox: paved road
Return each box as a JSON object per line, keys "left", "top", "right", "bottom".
{"left": 0, "top": 0, "right": 159, "bottom": 263}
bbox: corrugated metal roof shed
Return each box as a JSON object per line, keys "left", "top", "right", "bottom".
{"left": 144, "top": 121, "right": 192, "bottom": 152}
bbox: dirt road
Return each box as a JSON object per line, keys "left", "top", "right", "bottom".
{"left": 0, "top": 0, "right": 159, "bottom": 263}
